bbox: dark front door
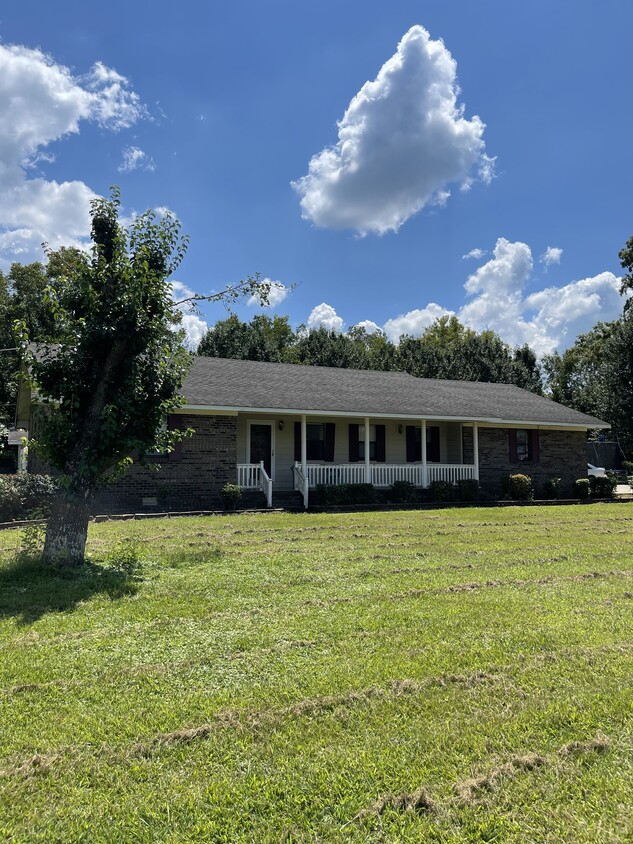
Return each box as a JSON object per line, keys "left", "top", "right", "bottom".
{"left": 250, "top": 424, "right": 272, "bottom": 476}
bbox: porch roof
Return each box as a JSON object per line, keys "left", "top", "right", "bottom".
{"left": 183, "top": 358, "right": 609, "bottom": 429}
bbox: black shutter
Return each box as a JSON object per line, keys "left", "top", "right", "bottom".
{"left": 349, "top": 424, "right": 360, "bottom": 462}
{"left": 168, "top": 414, "right": 183, "bottom": 461}
{"left": 509, "top": 429, "right": 518, "bottom": 462}
{"left": 427, "top": 426, "right": 440, "bottom": 462}
{"left": 324, "top": 423, "right": 335, "bottom": 462}
{"left": 375, "top": 424, "right": 386, "bottom": 462}
{"left": 531, "top": 430, "right": 540, "bottom": 463}
{"left": 294, "top": 421, "right": 301, "bottom": 462}
{"left": 405, "top": 425, "right": 417, "bottom": 462}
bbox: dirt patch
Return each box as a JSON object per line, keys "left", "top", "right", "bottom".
{"left": 455, "top": 752, "right": 545, "bottom": 805}
{"left": 355, "top": 786, "right": 436, "bottom": 821}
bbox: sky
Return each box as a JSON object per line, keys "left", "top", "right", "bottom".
{"left": 0, "top": 0, "right": 631, "bottom": 356}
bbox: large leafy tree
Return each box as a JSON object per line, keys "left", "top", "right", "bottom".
{"left": 21, "top": 190, "right": 265, "bottom": 566}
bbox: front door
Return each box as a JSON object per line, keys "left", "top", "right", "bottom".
{"left": 249, "top": 423, "right": 273, "bottom": 477}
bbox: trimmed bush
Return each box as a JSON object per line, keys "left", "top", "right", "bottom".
{"left": 456, "top": 479, "right": 480, "bottom": 502}
{"left": 314, "top": 483, "right": 376, "bottom": 506}
{"left": 589, "top": 474, "right": 618, "bottom": 499}
{"left": 0, "top": 474, "right": 58, "bottom": 522}
{"left": 388, "top": 480, "right": 418, "bottom": 504}
{"left": 429, "top": 480, "right": 453, "bottom": 502}
{"left": 505, "top": 473, "right": 533, "bottom": 501}
{"left": 573, "top": 478, "right": 590, "bottom": 500}
{"left": 543, "top": 477, "right": 562, "bottom": 500}
{"left": 220, "top": 483, "right": 242, "bottom": 510}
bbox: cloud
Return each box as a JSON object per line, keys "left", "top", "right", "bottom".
{"left": 462, "top": 247, "right": 486, "bottom": 260}
{"left": 540, "top": 246, "right": 563, "bottom": 268}
{"left": 247, "top": 278, "right": 290, "bottom": 308}
{"left": 292, "top": 25, "right": 493, "bottom": 235}
{"left": 169, "top": 281, "right": 208, "bottom": 349}
{"left": 118, "top": 145, "right": 155, "bottom": 173}
{"left": 383, "top": 303, "right": 454, "bottom": 342}
{"left": 307, "top": 303, "right": 344, "bottom": 332}
{"left": 353, "top": 320, "right": 381, "bottom": 334}
{"left": 0, "top": 41, "right": 146, "bottom": 266}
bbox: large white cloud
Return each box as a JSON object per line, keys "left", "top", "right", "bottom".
{"left": 170, "top": 281, "right": 209, "bottom": 350}
{"left": 292, "top": 25, "right": 493, "bottom": 235}
{"left": 307, "top": 303, "right": 344, "bottom": 332}
{"left": 383, "top": 303, "right": 454, "bottom": 342}
{"left": 247, "top": 278, "right": 290, "bottom": 308}
{"left": 0, "top": 42, "right": 146, "bottom": 267}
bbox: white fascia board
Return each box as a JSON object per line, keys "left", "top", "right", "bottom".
{"left": 176, "top": 404, "right": 609, "bottom": 431}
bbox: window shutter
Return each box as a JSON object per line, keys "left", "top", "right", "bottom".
{"left": 427, "top": 426, "right": 440, "bottom": 462}
{"left": 375, "top": 424, "right": 386, "bottom": 462}
{"left": 324, "top": 423, "right": 336, "bottom": 462}
{"left": 405, "top": 426, "right": 417, "bottom": 462}
{"left": 167, "top": 414, "right": 183, "bottom": 462}
{"left": 349, "top": 424, "right": 360, "bottom": 462}
{"left": 531, "top": 430, "right": 540, "bottom": 463}
{"left": 509, "top": 429, "right": 518, "bottom": 462}
{"left": 294, "top": 421, "right": 301, "bottom": 462}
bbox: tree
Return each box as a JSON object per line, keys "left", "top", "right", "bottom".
{"left": 197, "top": 313, "right": 295, "bottom": 361}
{"left": 20, "top": 189, "right": 267, "bottom": 566}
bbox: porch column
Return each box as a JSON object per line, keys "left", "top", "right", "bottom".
{"left": 364, "top": 416, "right": 371, "bottom": 484}
{"left": 301, "top": 414, "right": 307, "bottom": 478}
{"left": 473, "top": 422, "right": 479, "bottom": 481}
{"left": 421, "top": 419, "right": 427, "bottom": 488}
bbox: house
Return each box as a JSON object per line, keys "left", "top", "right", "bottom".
{"left": 18, "top": 356, "right": 609, "bottom": 511}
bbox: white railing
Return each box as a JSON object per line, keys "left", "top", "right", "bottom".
{"left": 427, "top": 464, "right": 476, "bottom": 485}
{"left": 294, "top": 463, "right": 309, "bottom": 509}
{"left": 237, "top": 463, "right": 261, "bottom": 488}
{"left": 259, "top": 461, "right": 273, "bottom": 508}
{"left": 296, "top": 462, "right": 476, "bottom": 489}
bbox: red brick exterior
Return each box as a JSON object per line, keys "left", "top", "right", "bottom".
{"left": 478, "top": 427, "right": 587, "bottom": 498}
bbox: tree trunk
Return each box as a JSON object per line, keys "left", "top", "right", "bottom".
{"left": 42, "top": 487, "right": 91, "bottom": 567}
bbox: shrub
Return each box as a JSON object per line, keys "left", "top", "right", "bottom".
{"left": 429, "top": 480, "right": 453, "bottom": 502}
{"left": 573, "top": 478, "right": 590, "bottom": 499}
{"left": 543, "top": 477, "right": 562, "bottom": 500}
{"left": 221, "top": 483, "right": 242, "bottom": 510}
{"left": 505, "top": 473, "right": 533, "bottom": 501}
{"left": 313, "top": 483, "right": 376, "bottom": 506}
{"left": 589, "top": 474, "right": 618, "bottom": 499}
{"left": 388, "top": 480, "right": 418, "bottom": 504}
{"left": 456, "top": 479, "right": 480, "bottom": 502}
{"left": 623, "top": 460, "right": 633, "bottom": 475}
{"left": 0, "top": 474, "right": 57, "bottom": 522}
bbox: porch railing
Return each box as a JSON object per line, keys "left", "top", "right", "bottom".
{"left": 294, "top": 463, "right": 309, "bottom": 510}
{"left": 299, "top": 462, "right": 476, "bottom": 489}
{"left": 428, "top": 464, "right": 476, "bottom": 485}
{"left": 237, "top": 463, "right": 261, "bottom": 488}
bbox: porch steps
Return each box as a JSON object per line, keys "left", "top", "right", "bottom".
{"left": 271, "top": 490, "right": 304, "bottom": 510}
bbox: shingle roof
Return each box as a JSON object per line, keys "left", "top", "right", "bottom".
{"left": 183, "top": 357, "right": 609, "bottom": 429}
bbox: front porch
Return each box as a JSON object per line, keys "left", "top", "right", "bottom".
{"left": 235, "top": 412, "right": 480, "bottom": 508}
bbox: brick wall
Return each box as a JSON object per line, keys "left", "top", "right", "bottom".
{"left": 478, "top": 427, "right": 587, "bottom": 498}
{"left": 92, "top": 414, "right": 237, "bottom": 513}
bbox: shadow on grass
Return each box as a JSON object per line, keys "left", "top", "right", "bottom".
{"left": 0, "top": 554, "right": 141, "bottom": 625}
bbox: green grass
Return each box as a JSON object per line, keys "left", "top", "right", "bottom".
{"left": 0, "top": 505, "right": 632, "bottom": 842}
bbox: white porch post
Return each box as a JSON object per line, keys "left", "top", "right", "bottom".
{"left": 421, "top": 419, "right": 427, "bottom": 488}
{"left": 364, "top": 416, "right": 371, "bottom": 484}
{"left": 301, "top": 414, "right": 307, "bottom": 478}
{"left": 473, "top": 422, "right": 479, "bottom": 481}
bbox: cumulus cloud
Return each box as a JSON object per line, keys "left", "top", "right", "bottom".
{"left": 118, "top": 145, "right": 155, "bottom": 173}
{"left": 292, "top": 25, "right": 493, "bottom": 235}
{"left": 353, "top": 320, "right": 381, "bottom": 334}
{"left": 307, "top": 303, "right": 344, "bottom": 332}
{"left": 383, "top": 303, "right": 454, "bottom": 342}
{"left": 462, "top": 247, "right": 486, "bottom": 260}
{"left": 247, "top": 278, "right": 290, "bottom": 308}
{"left": 0, "top": 41, "right": 146, "bottom": 266}
{"left": 540, "top": 246, "right": 563, "bottom": 268}
{"left": 169, "top": 281, "right": 208, "bottom": 350}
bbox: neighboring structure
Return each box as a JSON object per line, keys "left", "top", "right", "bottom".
{"left": 17, "top": 357, "right": 609, "bottom": 511}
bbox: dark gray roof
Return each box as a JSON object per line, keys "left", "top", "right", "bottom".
{"left": 183, "top": 357, "right": 609, "bottom": 428}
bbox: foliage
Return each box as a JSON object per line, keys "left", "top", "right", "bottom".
{"left": 220, "top": 483, "right": 242, "bottom": 510}
{"left": 543, "top": 477, "right": 562, "bottom": 500}
{"left": 0, "top": 474, "right": 58, "bottom": 522}
{"left": 456, "top": 478, "right": 480, "bottom": 501}
{"left": 313, "top": 483, "right": 376, "bottom": 506}
{"left": 429, "top": 480, "right": 454, "bottom": 501}
{"left": 103, "top": 538, "right": 144, "bottom": 577}
{"left": 504, "top": 473, "right": 533, "bottom": 501}
{"left": 388, "top": 480, "right": 419, "bottom": 504}
{"left": 589, "top": 474, "right": 618, "bottom": 499}
{"left": 573, "top": 478, "right": 590, "bottom": 499}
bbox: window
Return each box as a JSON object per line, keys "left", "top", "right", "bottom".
{"left": 405, "top": 425, "right": 440, "bottom": 462}
{"left": 510, "top": 429, "right": 539, "bottom": 463}
{"left": 306, "top": 423, "right": 325, "bottom": 461}
{"left": 348, "top": 423, "right": 386, "bottom": 462}
{"left": 358, "top": 424, "right": 376, "bottom": 461}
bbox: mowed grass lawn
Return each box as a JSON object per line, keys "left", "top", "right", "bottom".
{"left": 0, "top": 505, "right": 632, "bottom": 843}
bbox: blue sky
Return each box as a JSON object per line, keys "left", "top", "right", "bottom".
{"left": 1, "top": 1, "right": 631, "bottom": 355}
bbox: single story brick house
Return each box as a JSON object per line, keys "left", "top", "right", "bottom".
{"left": 17, "top": 356, "right": 609, "bottom": 511}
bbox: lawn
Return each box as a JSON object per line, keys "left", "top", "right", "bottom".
{"left": 0, "top": 505, "right": 632, "bottom": 842}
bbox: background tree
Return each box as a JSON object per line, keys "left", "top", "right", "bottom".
{"left": 21, "top": 190, "right": 267, "bottom": 566}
